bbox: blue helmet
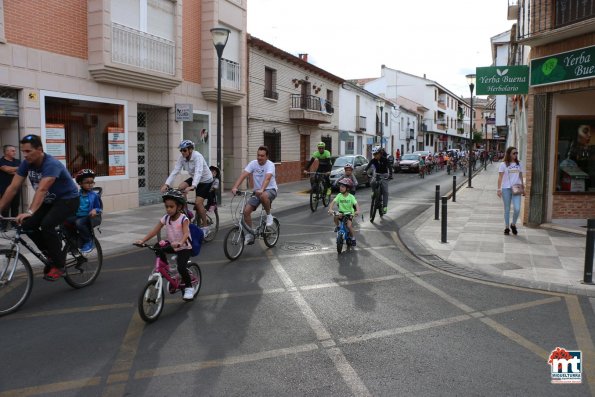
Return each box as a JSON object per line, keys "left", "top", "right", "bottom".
{"left": 178, "top": 140, "right": 194, "bottom": 150}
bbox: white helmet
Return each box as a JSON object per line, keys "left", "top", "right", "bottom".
{"left": 372, "top": 146, "right": 381, "bottom": 155}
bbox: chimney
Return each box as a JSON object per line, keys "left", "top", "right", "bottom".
{"left": 299, "top": 53, "right": 308, "bottom": 62}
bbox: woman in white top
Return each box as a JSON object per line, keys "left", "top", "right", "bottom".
{"left": 496, "top": 147, "right": 525, "bottom": 235}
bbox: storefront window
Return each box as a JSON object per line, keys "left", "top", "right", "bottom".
{"left": 44, "top": 96, "right": 125, "bottom": 177}
{"left": 183, "top": 113, "right": 210, "bottom": 164}
{"left": 556, "top": 118, "right": 595, "bottom": 192}
{"left": 345, "top": 136, "right": 354, "bottom": 154}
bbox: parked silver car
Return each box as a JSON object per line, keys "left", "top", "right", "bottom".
{"left": 329, "top": 155, "right": 371, "bottom": 189}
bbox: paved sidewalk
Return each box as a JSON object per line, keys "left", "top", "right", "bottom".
{"left": 400, "top": 164, "right": 595, "bottom": 297}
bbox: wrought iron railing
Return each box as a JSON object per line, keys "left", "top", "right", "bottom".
{"left": 264, "top": 89, "right": 279, "bottom": 100}
{"left": 222, "top": 58, "right": 241, "bottom": 91}
{"left": 356, "top": 116, "right": 366, "bottom": 131}
{"left": 290, "top": 94, "right": 333, "bottom": 113}
{"left": 517, "top": 0, "right": 595, "bottom": 40}
{"left": 111, "top": 22, "right": 175, "bottom": 75}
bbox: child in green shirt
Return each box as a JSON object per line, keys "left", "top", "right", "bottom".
{"left": 328, "top": 178, "right": 360, "bottom": 245}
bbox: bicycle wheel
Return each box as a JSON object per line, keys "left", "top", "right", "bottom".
{"left": 0, "top": 249, "right": 33, "bottom": 317}
{"left": 224, "top": 226, "right": 245, "bottom": 261}
{"left": 197, "top": 210, "right": 219, "bottom": 242}
{"left": 138, "top": 279, "right": 164, "bottom": 323}
{"left": 64, "top": 236, "right": 103, "bottom": 289}
{"left": 336, "top": 233, "right": 344, "bottom": 254}
{"left": 309, "top": 185, "right": 319, "bottom": 212}
{"left": 187, "top": 263, "right": 202, "bottom": 298}
{"left": 369, "top": 191, "right": 377, "bottom": 223}
{"left": 263, "top": 218, "right": 280, "bottom": 248}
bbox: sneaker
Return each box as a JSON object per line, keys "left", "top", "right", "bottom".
{"left": 43, "top": 266, "right": 64, "bottom": 281}
{"left": 510, "top": 225, "right": 518, "bottom": 235}
{"left": 504, "top": 228, "right": 510, "bottom": 235}
{"left": 351, "top": 239, "right": 356, "bottom": 247}
{"left": 183, "top": 288, "right": 194, "bottom": 301}
{"left": 266, "top": 214, "right": 274, "bottom": 226}
{"left": 80, "top": 241, "right": 94, "bottom": 254}
{"left": 326, "top": 188, "right": 332, "bottom": 196}
{"left": 383, "top": 207, "right": 388, "bottom": 214}
{"left": 201, "top": 227, "right": 210, "bottom": 237}
{"left": 334, "top": 226, "right": 339, "bottom": 232}
{"left": 244, "top": 235, "right": 255, "bottom": 245}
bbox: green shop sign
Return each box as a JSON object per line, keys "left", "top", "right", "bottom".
{"left": 531, "top": 45, "right": 595, "bottom": 87}
{"left": 476, "top": 66, "right": 529, "bottom": 95}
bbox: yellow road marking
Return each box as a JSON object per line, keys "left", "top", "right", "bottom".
{"left": 0, "top": 377, "right": 101, "bottom": 397}
{"left": 565, "top": 295, "right": 595, "bottom": 394}
{"left": 480, "top": 317, "right": 549, "bottom": 359}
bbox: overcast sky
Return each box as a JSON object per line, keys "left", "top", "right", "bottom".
{"left": 247, "top": 0, "right": 515, "bottom": 98}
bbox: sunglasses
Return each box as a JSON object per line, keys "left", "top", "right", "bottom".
{"left": 180, "top": 148, "right": 189, "bottom": 153}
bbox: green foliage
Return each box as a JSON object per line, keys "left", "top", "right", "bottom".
{"left": 472, "top": 131, "right": 483, "bottom": 143}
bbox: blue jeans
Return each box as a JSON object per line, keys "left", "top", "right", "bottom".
{"left": 501, "top": 188, "right": 521, "bottom": 227}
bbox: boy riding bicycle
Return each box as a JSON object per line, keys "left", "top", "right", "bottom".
{"left": 328, "top": 178, "right": 360, "bottom": 246}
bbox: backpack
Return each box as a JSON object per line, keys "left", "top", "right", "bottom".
{"left": 188, "top": 223, "right": 204, "bottom": 257}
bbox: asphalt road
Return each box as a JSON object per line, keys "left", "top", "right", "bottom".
{"left": 1, "top": 169, "right": 593, "bottom": 396}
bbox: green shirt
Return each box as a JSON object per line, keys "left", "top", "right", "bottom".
{"left": 310, "top": 150, "right": 332, "bottom": 172}
{"left": 333, "top": 193, "right": 357, "bottom": 214}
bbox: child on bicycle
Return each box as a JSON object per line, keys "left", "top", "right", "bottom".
{"left": 69, "top": 169, "right": 102, "bottom": 254}
{"left": 205, "top": 165, "right": 220, "bottom": 211}
{"left": 135, "top": 189, "right": 195, "bottom": 301}
{"left": 328, "top": 178, "right": 360, "bottom": 246}
{"left": 335, "top": 162, "right": 357, "bottom": 195}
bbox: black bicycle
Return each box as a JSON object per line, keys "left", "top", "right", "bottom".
{"left": 369, "top": 174, "right": 390, "bottom": 223}
{"left": 0, "top": 218, "right": 103, "bottom": 316}
{"left": 306, "top": 171, "right": 331, "bottom": 212}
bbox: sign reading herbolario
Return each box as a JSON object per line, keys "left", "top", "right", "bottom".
{"left": 531, "top": 45, "right": 595, "bottom": 87}
{"left": 476, "top": 66, "right": 529, "bottom": 95}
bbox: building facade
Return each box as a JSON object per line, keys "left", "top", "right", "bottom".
{"left": 0, "top": 0, "right": 247, "bottom": 211}
{"left": 511, "top": 0, "right": 595, "bottom": 227}
{"left": 247, "top": 35, "right": 342, "bottom": 183}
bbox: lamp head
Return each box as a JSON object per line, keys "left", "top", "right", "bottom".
{"left": 210, "top": 28, "right": 230, "bottom": 54}
{"left": 466, "top": 73, "right": 476, "bottom": 94}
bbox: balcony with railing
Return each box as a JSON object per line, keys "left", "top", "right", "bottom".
{"left": 516, "top": 0, "right": 595, "bottom": 45}
{"left": 222, "top": 58, "right": 241, "bottom": 91}
{"left": 289, "top": 94, "right": 333, "bottom": 124}
{"left": 264, "top": 89, "right": 279, "bottom": 100}
{"left": 356, "top": 116, "right": 366, "bottom": 131}
{"left": 112, "top": 22, "right": 175, "bottom": 75}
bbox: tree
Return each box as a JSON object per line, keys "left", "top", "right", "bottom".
{"left": 472, "top": 131, "right": 483, "bottom": 144}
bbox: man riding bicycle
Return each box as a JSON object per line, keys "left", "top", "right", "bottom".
{"left": 0, "top": 134, "right": 79, "bottom": 281}
{"left": 365, "top": 146, "right": 391, "bottom": 215}
{"left": 304, "top": 142, "right": 332, "bottom": 198}
{"left": 231, "top": 145, "right": 278, "bottom": 245}
{"left": 161, "top": 140, "right": 213, "bottom": 234}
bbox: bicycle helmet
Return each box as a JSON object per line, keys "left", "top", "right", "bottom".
{"left": 178, "top": 140, "right": 194, "bottom": 150}
{"left": 337, "top": 177, "right": 353, "bottom": 189}
{"left": 343, "top": 163, "right": 353, "bottom": 170}
{"left": 317, "top": 142, "right": 326, "bottom": 148}
{"left": 75, "top": 169, "right": 96, "bottom": 183}
{"left": 371, "top": 146, "right": 381, "bottom": 155}
{"left": 162, "top": 189, "right": 186, "bottom": 205}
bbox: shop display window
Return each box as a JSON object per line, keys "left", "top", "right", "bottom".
{"left": 44, "top": 96, "right": 125, "bottom": 177}
{"left": 556, "top": 117, "right": 595, "bottom": 193}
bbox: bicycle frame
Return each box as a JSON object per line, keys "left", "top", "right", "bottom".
{"left": 234, "top": 191, "right": 267, "bottom": 239}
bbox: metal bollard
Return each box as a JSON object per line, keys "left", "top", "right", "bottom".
{"left": 584, "top": 218, "right": 595, "bottom": 284}
{"left": 452, "top": 175, "right": 457, "bottom": 202}
{"left": 435, "top": 185, "right": 440, "bottom": 220}
{"left": 441, "top": 196, "right": 448, "bottom": 243}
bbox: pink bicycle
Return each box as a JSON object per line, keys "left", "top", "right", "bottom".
{"left": 134, "top": 241, "right": 202, "bottom": 323}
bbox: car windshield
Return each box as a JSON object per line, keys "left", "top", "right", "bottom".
{"left": 333, "top": 157, "right": 354, "bottom": 167}
{"left": 402, "top": 154, "right": 419, "bottom": 160}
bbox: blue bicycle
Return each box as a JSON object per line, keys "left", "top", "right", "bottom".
{"left": 330, "top": 211, "right": 355, "bottom": 254}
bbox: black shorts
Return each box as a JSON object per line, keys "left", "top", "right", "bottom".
{"left": 194, "top": 181, "right": 212, "bottom": 199}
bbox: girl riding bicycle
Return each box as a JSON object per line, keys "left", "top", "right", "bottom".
{"left": 328, "top": 178, "right": 360, "bottom": 246}
{"left": 135, "top": 189, "right": 195, "bottom": 301}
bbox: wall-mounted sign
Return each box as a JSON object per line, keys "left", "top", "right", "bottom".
{"left": 107, "top": 127, "right": 126, "bottom": 176}
{"left": 476, "top": 66, "right": 529, "bottom": 95}
{"left": 531, "top": 45, "right": 595, "bottom": 87}
{"left": 486, "top": 117, "right": 496, "bottom": 125}
{"left": 175, "top": 103, "right": 193, "bottom": 121}
{"left": 45, "top": 124, "right": 66, "bottom": 166}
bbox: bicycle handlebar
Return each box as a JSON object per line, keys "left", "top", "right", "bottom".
{"left": 304, "top": 171, "right": 330, "bottom": 176}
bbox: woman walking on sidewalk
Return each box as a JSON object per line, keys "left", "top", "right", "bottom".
{"left": 496, "top": 147, "right": 525, "bottom": 235}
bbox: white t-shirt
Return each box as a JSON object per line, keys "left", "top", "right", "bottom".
{"left": 498, "top": 161, "right": 524, "bottom": 188}
{"left": 244, "top": 159, "right": 277, "bottom": 191}
{"left": 165, "top": 151, "right": 213, "bottom": 188}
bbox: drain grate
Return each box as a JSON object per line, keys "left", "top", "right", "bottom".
{"left": 281, "top": 242, "right": 320, "bottom": 252}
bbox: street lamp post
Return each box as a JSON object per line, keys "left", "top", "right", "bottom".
{"left": 210, "top": 27, "right": 230, "bottom": 173}
{"left": 466, "top": 74, "right": 476, "bottom": 188}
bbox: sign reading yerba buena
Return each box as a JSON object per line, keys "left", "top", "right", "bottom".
{"left": 476, "top": 66, "right": 529, "bottom": 95}
{"left": 531, "top": 45, "right": 595, "bottom": 87}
